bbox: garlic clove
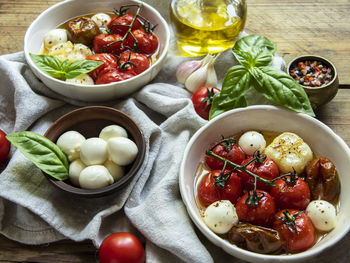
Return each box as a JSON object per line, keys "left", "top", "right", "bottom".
{"left": 206, "top": 61, "right": 218, "bottom": 88}
{"left": 184, "top": 62, "right": 210, "bottom": 93}
{"left": 176, "top": 60, "right": 202, "bottom": 84}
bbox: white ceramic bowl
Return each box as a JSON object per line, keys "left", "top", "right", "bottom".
{"left": 24, "top": 0, "right": 170, "bottom": 102}
{"left": 179, "top": 105, "right": 350, "bottom": 263}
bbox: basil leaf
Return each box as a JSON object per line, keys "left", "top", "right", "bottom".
{"left": 233, "top": 34, "right": 277, "bottom": 55}
{"left": 233, "top": 49, "right": 274, "bottom": 68}
{"left": 209, "top": 65, "right": 252, "bottom": 120}
{"left": 29, "top": 53, "right": 66, "bottom": 80}
{"left": 250, "top": 66, "right": 315, "bottom": 116}
{"left": 6, "top": 131, "right": 69, "bottom": 180}
{"left": 66, "top": 60, "right": 103, "bottom": 79}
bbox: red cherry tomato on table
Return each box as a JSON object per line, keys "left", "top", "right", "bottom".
{"left": 191, "top": 86, "right": 220, "bottom": 120}
{"left": 205, "top": 141, "right": 245, "bottom": 170}
{"left": 238, "top": 157, "right": 279, "bottom": 191}
{"left": 108, "top": 14, "right": 142, "bottom": 35}
{"left": 99, "top": 232, "right": 145, "bottom": 263}
{"left": 235, "top": 190, "right": 276, "bottom": 227}
{"left": 270, "top": 176, "right": 311, "bottom": 210}
{"left": 273, "top": 209, "right": 315, "bottom": 253}
{"left": 86, "top": 53, "right": 118, "bottom": 81}
{"left": 126, "top": 29, "right": 159, "bottom": 55}
{"left": 197, "top": 169, "right": 242, "bottom": 207}
{"left": 119, "top": 51, "right": 150, "bottom": 75}
{"left": 0, "top": 130, "right": 10, "bottom": 163}
{"left": 93, "top": 33, "right": 127, "bottom": 55}
{"left": 96, "top": 69, "right": 137, "bottom": 84}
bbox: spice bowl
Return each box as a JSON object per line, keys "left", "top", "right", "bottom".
{"left": 287, "top": 55, "right": 339, "bottom": 109}
{"left": 44, "top": 106, "right": 146, "bottom": 197}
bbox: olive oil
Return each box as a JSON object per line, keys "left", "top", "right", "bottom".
{"left": 170, "top": 0, "right": 247, "bottom": 56}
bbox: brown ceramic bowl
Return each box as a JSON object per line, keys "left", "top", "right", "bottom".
{"left": 44, "top": 106, "right": 146, "bottom": 197}
{"left": 287, "top": 55, "right": 339, "bottom": 109}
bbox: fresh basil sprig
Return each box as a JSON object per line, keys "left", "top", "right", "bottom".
{"left": 6, "top": 131, "right": 69, "bottom": 180}
{"left": 209, "top": 34, "right": 315, "bottom": 119}
{"left": 29, "top": 53, "right": 103, "bottom": 81}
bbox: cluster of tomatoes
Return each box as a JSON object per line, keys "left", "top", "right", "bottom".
{"left": 197, "top": 138, "right": 319, "bottom": 253}
{"left": 87, "top": 12, "right": 158, "bottom": 84}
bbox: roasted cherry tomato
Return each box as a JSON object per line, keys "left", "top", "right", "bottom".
{"left": 235, "top": 190, "right": 276, "bottom": 227}
{"left": 191, "top": 86, "right": 220, "bottom": 120}
{"left": 86, "top": 53, "right": 118, "bottom": 80}
{"left": 99, "top": 232, "right": 145, "bottom": 263}
{"left": 270, "top": 176, "right": 311, "bottom": 210}
{"left": 238, "top": 156, "right": 279, "bottom": 191}
{"left": 119, "top": 51, "right": 150, "bottom": 75}
{"left": 205, "top": 139, "right": 245, "bottom": 170}
{"left": 0, "top": 129, "right": 10, "bottom": 163}
{"left": 96, "top": 69, "right": 137, "bottom": 84}
{"left": 108, "top": 14, "right": 142, "bottom": 35}
{"left": 273, "top": 209, "right": 315, "bottom": 253}
{"left": 126, "top": 29, "right": 159, "bottom": 55}
{"left": 198, "top": 169, "right": 242, "bottom": 207}
{"left": 67, "top": 16, "right": 99, "bottom": 46}
{"left": 93, "top": 33, "right": 127, "bottom": 55}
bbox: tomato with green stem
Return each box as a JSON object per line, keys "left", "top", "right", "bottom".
{"left": 0, "top": 129, "right": 10, "bottom": 163}
{"left": 191, "top": 86, "right": 220, "bottom": 120}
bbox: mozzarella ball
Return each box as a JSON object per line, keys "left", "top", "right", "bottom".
{"left": 66, "top": 74, "right": 94, "bottom": 85}
{"left": 56, "top": 131, "right": 86, "bottom": 161}
{"left": 79, "top": 165, "right": 114, "bottom": 189}
{"left": 91, "top": 13, "right": 111, "bottom": 27}
{"left": 238, "top": 131, "right": 266, "bottom": 155}
{"left": 104, "top": 159, "right": 125, "bottom": 181}
{"left": 68, "top": 159, "right": 86, "bottom": 187}
{"left": 107, "top": 137, "right": 138, "bottom": 166}
{"left": 43, "top": 29, "right": 68, "bottom": 49}
{"left": 80, "top": 137, "right": 108, "bottom": 165}
{"left": 203, "top": 200, "right": 238, "bottom": 234}
{"left": 73, "top": 43, "right": 93, "bottom": 57}
{"left": 264, "top": 132, "right": 313, "bottom": 174}
{"left": 306, "top": 200, "right": 337, "bottom": 231}
{"left": 99, "top": 125, "right": 128, "bottom": 142}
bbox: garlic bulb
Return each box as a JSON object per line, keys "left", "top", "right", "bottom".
{"left": 176, "top": 53, "right": 220, "bottom": 93}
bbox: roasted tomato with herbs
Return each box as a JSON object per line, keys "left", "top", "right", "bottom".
{"left": 126, "top": 29, "right": 159, "bottom": 55}
{"left": 191, "top": 86, "right": 220, "bottom": 120}
{"left": 273, "top": 209, "right": 315, "bottom": 253}
{"left": 67, "top": 16, "right": 99, "bottom": 45}
{"left": 198, "top": 169, "right": 242, "bottom": 207}
{"left": 108, "top": 14, "right": 142, "bottom": 35}
{"left": 96, "top": 69, "right": 137, "bottom": 84}
{"left": 205, "top": 137, "right": 245, "bottom": 170}
{"left": 86, "top": 53, "right": 118, "bottom": 80}
{"left": 93, "top": 33, "right": 127, "bottom": 55}
{"left": 235, "top": 190, "right": 276, "bottom": 227}
{"left": 270, "top": 175, "right": 311, "bottom": 210}
{"left": 119, "top": 51, "right": 150, "bottom": 75}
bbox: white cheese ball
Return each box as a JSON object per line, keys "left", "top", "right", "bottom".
{"left": 79, "top": 165, "right": 114, "bottom": 189}
{"left": 91, "top": 13, "right": 111, "bottom": 27}
{"left": 108, "top": 137, "right": 138, "bottom": 166}
{"left": 66, "top": 74, "right": 94, "bottom": 85}
{"left": 264, "top": 132, "right": 313, "bottom": 174}
{"left": 203, "top": 200, "right": 239, "bottom": 234}
{"left": 99, "top": 125, "right": 128, "bottom": 142}
{"left": 56, "top": 131, "right": 86, "bottom": 161}
{"left": 306, "top": 200, "right": 337, "bottom": 231}
{"left": 68, "top": 159, "right": 86, "bottom": 187}
{"left": 73, "top": 43, "right": 93, "bottom": 57}
{"left": 80, "top": 137, "right": 108, "bottom": 165}
{"left": 104, "top": 159, "right": 125, "bottom": 181}
{"left": 238, "top": 131, "right": 266, "bottom": 155}
{"left": 43, "top": 29, "right": 68, "bottom": 49}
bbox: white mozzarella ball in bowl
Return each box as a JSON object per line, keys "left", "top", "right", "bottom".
{"left": 238, "top": 131, "right": 266, "bottom": 155}
{"left": 80, "top": 137, "right": 108, "bottom": 165}
{"left": 104, "top": 159, "right": 125, "bottom": 181}
{"left": 79, "top": 165, "right": 114, "bottom": 189}
{"left": 306, "top": 200, "right": 337, "bottom": 231}
{"left": 91, "top": 13, "right": 111, "bottom": 27}
{"left": 43, "top": 29, "right": 68, "bottom": 49}
{"left": 68, "top": 159, "right": 86, "bottom": 187}
{"left": 99, "top": 125, "right": 128, "bottom": 141}
{"left": 56, "top": 130, "right": 86, "bottom": 161}
{"left": 108, "top": 137, "right": 138, "bottom": 166}
{"left": 203, "top": 200, "right": 239, "bottom": 234}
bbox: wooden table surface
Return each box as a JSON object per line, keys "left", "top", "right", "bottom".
{"left": 0, "top": 0, "right": 349, "bottom": 262}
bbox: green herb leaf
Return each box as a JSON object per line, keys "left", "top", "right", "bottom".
{"left": 233, "top": 34, "right": 277, "bottom": 55}
{"left": 233, "top": 49, "right": 274, "bottom": 68}
{"left": 29, "top": 53, "right": 102, "bottom": 81}
{"left": 250, "top": 66, "right": 315, "bottom": 116}
{"left": 6, "top": 131, "right": 69, "bottom": 180}
{"left": 209, "top": 65, "right": 252, "bottom": 120}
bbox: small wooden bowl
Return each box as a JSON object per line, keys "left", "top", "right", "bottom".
{"left": 44, "top": 106, "right": 146, "bottom": 197}
{"left": 287, "top": 55, "right": 339, "bottom": 109}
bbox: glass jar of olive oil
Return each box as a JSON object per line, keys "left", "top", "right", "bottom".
{"left": 170, "top": 0, "right": 247, "bottom": 56}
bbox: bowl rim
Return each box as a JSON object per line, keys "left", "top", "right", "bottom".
{"left": 287, "top": 54, "right": 338, "bottom": 90}
{"left": 44, "top": 105, "right": 146, "bottom": 197}
{"left": 179, "top": 105, "right": 350, "bottom": 261}
{"left": 23, "top": 0, "right": 170, "bottom": 88}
